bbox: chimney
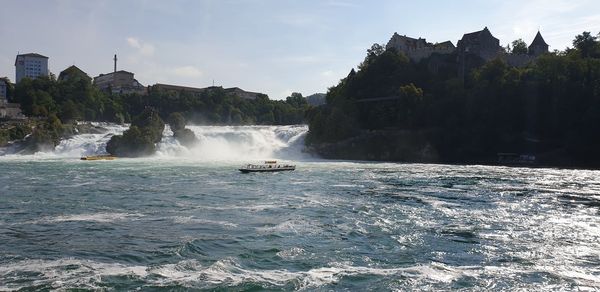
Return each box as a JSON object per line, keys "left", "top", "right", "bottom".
{"left": 113, "top": 54, "right": 117, "bottom": 73}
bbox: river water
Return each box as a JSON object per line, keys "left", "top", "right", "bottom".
{"left": 1, "top": 125, "right": 599, "bottom": 290}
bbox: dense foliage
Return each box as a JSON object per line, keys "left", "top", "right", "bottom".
{"left": 11, "top": 73, "right": 123, "bottom": 123}
{"left": 307, "top": 32, "right": 600, "bottom": 167}
{"left": 0, "top": 123, "right": 31, "bottom": 146}
{"left": 9, "top": 72, "right": 308, "bottom": 126}
{"left": 133, "top": 87, "right": 308, "bottom": 125}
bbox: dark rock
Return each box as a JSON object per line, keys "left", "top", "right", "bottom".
{"left": 168, "top": 112, "right": 198, "bottom": 147}
{"left": 174, "top": 128, "right": 199, "bottom": 147}
{"left": 106, "top": 108, "right": 165, "bottom": 157}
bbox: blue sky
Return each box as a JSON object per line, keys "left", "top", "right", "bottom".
{"left": 1, "top": 0, "right": 599, "bottom": 99}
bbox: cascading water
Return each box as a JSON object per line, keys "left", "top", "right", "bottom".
{"left": 0, "top": 123, "right": 129, "bottom": 158}
{"left": 1, "top": 123, "right": 310, "bottom": 161}
{"left": 54, "top": 123, "right": 129, "bottom": 157}
{"left": 156, "top": 125, "right": 309, "bottom": 161}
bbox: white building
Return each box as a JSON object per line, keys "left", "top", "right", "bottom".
{"left": 15, "top": 53, "right": 49, "bottom": 83}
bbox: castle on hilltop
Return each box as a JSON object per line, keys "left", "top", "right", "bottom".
{"left": 386, "top": 33, "right": 455, "bottom": 62}
{"left": 386, "top": 27, "right": 549, "bottom": 67}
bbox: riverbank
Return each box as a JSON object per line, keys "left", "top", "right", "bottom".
{"left": 305, "top": 128, "right": 597, "bottom": 170}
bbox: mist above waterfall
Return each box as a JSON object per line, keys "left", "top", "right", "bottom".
{"left": 157, "top": 125, "right": 309, "bottom": 161}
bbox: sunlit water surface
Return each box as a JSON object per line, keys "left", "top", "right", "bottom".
{"left": 1, "top": 125, "right": 600, "bottom": 290}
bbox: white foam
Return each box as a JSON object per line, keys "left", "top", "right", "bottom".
{"left": 47, "top": 123, "right": 128, "bottom": 158}
{"left": 155, "top": 125, "right": 310, "bottom": 161}
{"left": 331, "top": 184, "right": 365, "bottom": 188}
{"left": 276, "top": 247, "right": 306, "bottom": 260}
{"left": 0, "top": 258, "right": 147, "bottom": 291}
{"left": 256, "top": 219, "right": 321, "bottom": 235}
{"left": 201, "top": 203, "right": 286, "bottom": 212}
{"left": 22, "top": 212, "right": 144, "bottom": 225}
{"left": 145, "top": 259, "right": 466, "bottom": 289}
{"left": 0, "top": 258, "right": 470, "bottom": 290}
{"left": 171, "top": 216, "right": 238, "bottom": 228}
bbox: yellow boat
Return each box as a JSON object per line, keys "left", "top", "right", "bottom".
{"left": 80, "top": 155, "right": 117, "bottom": 161}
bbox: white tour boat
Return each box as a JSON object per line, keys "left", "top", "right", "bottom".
{"left": 239, "top": 161, "right": 296, "bottom": 173}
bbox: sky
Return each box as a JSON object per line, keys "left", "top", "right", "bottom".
{"left": 1, "top": 0, "right": 600, "bottom": 99}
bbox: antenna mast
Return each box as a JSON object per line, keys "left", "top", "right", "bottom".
{"left": 113, "top": 54, "right": 117, "bottom": 72}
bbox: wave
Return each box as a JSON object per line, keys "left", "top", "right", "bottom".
{"left": 0, "top": 258, "right": 472, "bottom": 290}
{"left": 14, "top": 212, "right": 145, "bottom": 225}
{"left": 170, "top": 216, "right": 238, "bottom": 228}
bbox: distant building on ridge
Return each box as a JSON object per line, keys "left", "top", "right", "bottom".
{"left": 151, "top": 83, "right": 262, "bottom": 100}
{"left": 0, "top": 78, "right": 7, "bottom": 100}
{"left": 528, "top": 31, "right": 549, "bottom": 57}
{"left": 0, "top": 77, "right": 23, "bottom": 119}
{"left": 93, "top": 54, "right": 145, "bottom": 94}
{"left": 224, "top": 87, "right": 262, "bottom": 100}
{"left": 457, "top": 27, "right": 501, "bottom": 61}
{"left": 386, "top": 27, "right": 549, "bottom": 67}
{"left": 15, "top": 53, "right": 49, "bottom": 83}
{"left": 504, "top": 31, "right": 550, "bottom": 67}
{"left": 386, "top": 33, "right": 455, "bottom": 62}
{"left": 58, "top": 65, "right": 92, "bottom": 83}
{"left": 93, "top": 70, "right": 146, "bottom": 95}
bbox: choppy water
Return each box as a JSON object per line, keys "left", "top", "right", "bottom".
{"left": 1, "top": 126, "right": 600, "bottom": 290}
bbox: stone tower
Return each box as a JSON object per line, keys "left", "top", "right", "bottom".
{"left": 528, "top": 31, "right": 549, "bottom": 57}
{"left": 457, "top": 27, "right": 501, "bottom": 61}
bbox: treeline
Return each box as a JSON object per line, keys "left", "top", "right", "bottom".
{"left": 307, "top": 31, "right": 600, "bottom": 166}
{"left": 11, "top": 75, "right": 122, "bottom": 122}
{"left": 8, "top": 74, "right": 308, "bottom": 126}
{"left": 134, "top": 88, "right": 308, "bottom": 125}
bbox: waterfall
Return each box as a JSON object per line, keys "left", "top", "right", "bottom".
{"left": 156, "top": 125, "right": 309, "bottom": 161}
{"left": 0, "top": 123, "right": 309, "bottom": 161}
{"left": 54, "top": 123, "right": 128, "bottom": 157}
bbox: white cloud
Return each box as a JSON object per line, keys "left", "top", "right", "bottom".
{"left": 276, "top": 14, "right": 317, "bottom": 28}
{"left": 274, "top": 55, "right": 321, "bottom": 64}
{"left": 324, "top": 0, "right": 359, "bottom": 8}
{"left": 126, "top": 37, "right": 155, "bottom": 57}
{"left": 126, "top": 37, "right": 141, "bottom": 49}
{"left": 280, "top": 90, "right": 294, "bottom": 99}
{"left": 320, "top": 70, "right": 334, "bottom": 77}
{"left": 170, "top": 66, "right": 203, "bottom": 78}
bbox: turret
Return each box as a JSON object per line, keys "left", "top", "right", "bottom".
{"left": 529, "top": 31, "right": 549, "bottom": 57}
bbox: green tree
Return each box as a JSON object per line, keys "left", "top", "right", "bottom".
{"left": 285, "top": 92, "right": 307, "bottom": 108}
{"left": 573, "top": 31, "right": 599, "bottom": 58}
{"left": 511, "top": 39, "right": 528, "bottom": 54}
{"left": 359, "top": 43, "right": 385, "bottom": 70}
{"left": 168, "top": 112, "right": 186, "bottom": 132}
